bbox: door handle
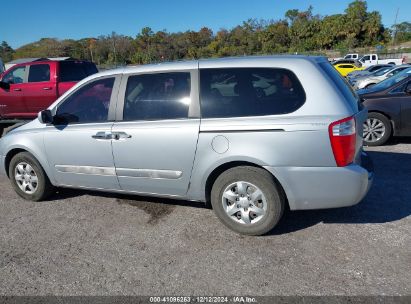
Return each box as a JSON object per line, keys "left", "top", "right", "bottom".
{"left": 43, "top": 87, "right": 52, "bottom": 90}
{"left": 92, "top": 131, "right": 113, "bottom": 140}
{"left": 112, "top": 132, "right": 132, "bottom": 140}
{"left": 13, "top": 88, "right": 21, "bottom": 91}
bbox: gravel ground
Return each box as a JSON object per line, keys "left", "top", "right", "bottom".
{"left": 0, "top": 139, "right": 410, "bottom": 296}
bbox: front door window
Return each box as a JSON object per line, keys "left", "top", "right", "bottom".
{"left": 56, "top": 77, "right": 115, "bottom": 124}
{"left": 2, "top": 66, "right": 26, "bottom": 84}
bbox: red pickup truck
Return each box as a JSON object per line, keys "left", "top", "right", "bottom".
{"left": 0, "top": 59, "right": 98, "bottom": 135}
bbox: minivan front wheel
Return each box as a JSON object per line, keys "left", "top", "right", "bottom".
{"left": 9, "top": 152, "right": 54, "bottom": 201}
{"left": 211, "top": 166, "right": 284, "bottom": 235}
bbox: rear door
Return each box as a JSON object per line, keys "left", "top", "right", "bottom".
{"left": 25, "top": 63, "right": 57, "bottom": 115}
{"left": 111, "top": 68, "right": 200, "bottom": 197}
{"left": 0, "top": 65, "right": 28, "bottom": 118}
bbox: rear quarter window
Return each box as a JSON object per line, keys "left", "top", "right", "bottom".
{"left": 200, "top": 68, "right": 306, "bottom": 118}
{"left": 319, "top": 62, "right": 359, "bottom": 112}
{"left": 59, "top": 61, "right": 98, "bottom": 82}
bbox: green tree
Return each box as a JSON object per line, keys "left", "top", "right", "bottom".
{"left": 0, "top": 41, "right": 14, "bottom": 62}
{"left": 393, "top": 22, "right": 411, "bottom": 43}
{"left": 259, "top": 20, "right": 290, "bottom": 53}
{"left": 286, "top": 6, "right": 322, "bottom": 52}
{"left": 344, "top": 0, "right": 368, "bottom": 47}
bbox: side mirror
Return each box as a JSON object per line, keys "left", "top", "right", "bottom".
{"left": 0, "top": 81, "right": 10, "bottom": 90}
{"left": 38, "top": 110, "right": 53, "bottom": 124}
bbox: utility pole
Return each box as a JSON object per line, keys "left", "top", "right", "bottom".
{"left": 392, "top": 8, "right": 399, "bottom": 47}
{"left": 112, "top": 32, "right": 117, "bottom": 66}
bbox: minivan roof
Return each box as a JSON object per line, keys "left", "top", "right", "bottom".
{"left": 120, "top": 55, "right": 328, "bottom": 75}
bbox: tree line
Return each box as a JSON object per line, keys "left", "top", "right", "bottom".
{"left": 1, "top": 0, "right": 411, "bottom": 66}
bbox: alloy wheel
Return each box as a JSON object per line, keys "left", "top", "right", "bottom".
{"left": 363, "top": 118, "right": 386, "bottom": 143}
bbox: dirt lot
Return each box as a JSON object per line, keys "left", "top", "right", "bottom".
{"left": 0, "top": 140, "right": 410, "bottom": 296}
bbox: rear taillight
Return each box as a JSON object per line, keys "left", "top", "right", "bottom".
{"left": 329, "top": 116, "right": 356, "bottom": 167}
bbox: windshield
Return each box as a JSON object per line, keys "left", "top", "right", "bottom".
{"left": 373, "top": 67, "right": 393, "bottom": 76}
{"left": 359, "top": 55, "right": 370, "bottom": 62}
{"left": 368, "top": 68, "right": 411, "bottom": 92}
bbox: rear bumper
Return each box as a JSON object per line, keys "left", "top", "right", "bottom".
{"left": 264, "top": 152, "right": 374, "bottom": 210}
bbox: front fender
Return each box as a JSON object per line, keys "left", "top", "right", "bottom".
{"left": 0, "top": 131, "right": 56, "bottom": 185}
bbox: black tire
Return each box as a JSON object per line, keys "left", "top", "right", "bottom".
{"left": 363, "top": 112, "right": 392, "bottom": 146}
{"left": 8, "top": 152, "right": 54, "bottom": 201}
{"left": 211, "top": 166, "right": 284, "bottom": 236}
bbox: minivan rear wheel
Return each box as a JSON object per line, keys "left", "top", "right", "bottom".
{"left": 363, "top": 112, "right": 392, "bottom": 146}
{"left": 211, "top": 166, "right": 284, "bottom": 236}
{"left": 9, "top": 152, "right": 55, "bottom": 201}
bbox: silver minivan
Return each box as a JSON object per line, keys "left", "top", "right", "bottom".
{"left": 0, "top": 56, "right": 373, "bottom": 235}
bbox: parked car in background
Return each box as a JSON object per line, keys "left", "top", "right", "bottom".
{"left": 347, "top": 64, "right": 394, "bottom": 80}
{"left": 358, "top": 53, "right": 404, "bottom": 67}
{"left": 334, "top": 63, "right": 364, "bottom": 77}
{"left": 0, "top": 56, "right": 373, "bottom": 236}
{"left": 357, "top": 68, "right": 411, "bottom": 146}
{"left": 330, "top": 53, "right": 360, "bottom": 62}
{"left": 344, "top": 53, "right": 360, "bottom": 60}
{"left": 0, "top": 58, "right": 98, "bottom": 136}
{"left": 352, "top": 65, "right": 410, "bottom": 89}
{"left": 332, "top": 59, "right": 362, "bottom": 67}
{"left": 3, "top": 57, "right": 74, "bottom": 71}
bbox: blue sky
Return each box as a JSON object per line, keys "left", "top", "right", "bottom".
{"left": 1, "top": 0, "right": 410, "bottom": 49}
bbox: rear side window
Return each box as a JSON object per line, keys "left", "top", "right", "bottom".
{"left": 123, "top": 72, "right": 191, "bottom": 121}
{"left": 200, "top": 68, "right": 305, "bottom": 118}
{"left": 319, "top": 62, "right": 358, "bottom": 112}
{"left": 28, "top": 64, "right": 50, "bottom": 82}
{"left": 392, "top": 67, "right": 407, "bottom": 75}
{"left": 369, "top": 65, "right": 386, "bottom": 72}
{"left": 59, "top": 61, "right": 98, "bottom": 82}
